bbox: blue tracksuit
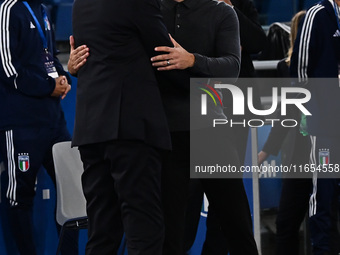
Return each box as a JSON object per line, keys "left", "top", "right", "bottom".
{"left": 291, "top": 0, "right": 340, "bottom": 137}
{"left": 291, "top": 1, "right": 340, "bottom": 254}
{"left": 0, "top": 0, "right": 76, "bottom": 254}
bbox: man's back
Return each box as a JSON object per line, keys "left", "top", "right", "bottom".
{"left": 72, "top": 0, "right": 172, "bottom": 149}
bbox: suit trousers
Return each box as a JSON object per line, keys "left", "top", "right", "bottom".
{"left": 162, "top": 132, "right": 190, "bottom": 255}
{"left": 79, "top": 140, "right": 164, "bottom": 255}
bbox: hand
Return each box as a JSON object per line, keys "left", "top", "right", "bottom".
{"left": 219, "top": 0, "right": 233, "bottom": 6}
{"left": 61, "top": 81, "right": 71, "bottom": 100}
{"left": 257, "top": 151, "right": 269, "bottom": 165}
{"left": 151, "top": 35, "right": 195, "bottom": 71}
{"left": 67, "top": 35, "right": 89, "bottom": 76}
{"left": 51, "top": 76, "right": 69, "bottom": 98}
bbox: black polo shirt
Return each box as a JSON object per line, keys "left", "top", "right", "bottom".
{"left": 161, "top": 0, "right": 240, "bottom": 77}
{"left": 158, "top": 0, "right": 241, "bottom": 131}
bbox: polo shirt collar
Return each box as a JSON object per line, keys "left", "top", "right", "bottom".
{"left": 162, "top": 0, "right": 206, "bottom": 10}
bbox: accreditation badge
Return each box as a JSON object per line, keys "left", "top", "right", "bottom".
{"left": 43, "top": 50, "right": 58, "bottom": 78}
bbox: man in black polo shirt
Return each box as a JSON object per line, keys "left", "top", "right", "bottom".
{"left": 151, "top": 0, "right": 258, "bottom": 254}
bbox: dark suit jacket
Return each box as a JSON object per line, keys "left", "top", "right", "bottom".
{"left": 72, "top": 0, "right": 180, "bottom": 150}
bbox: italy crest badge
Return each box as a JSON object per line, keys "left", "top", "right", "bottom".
{"left": 18, "top": 153, "right": 30, "bottom": 172}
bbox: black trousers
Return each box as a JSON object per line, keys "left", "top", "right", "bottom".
{"left": 187, "top": 124, "right": 251, "bottom": 255}
{"left": 276, "top": 132, "right": 312, "bottom": 255}
{"left": 162, "top": 132, "right": 190, "bottom": 255}
{"left": 163, "top": 131, "right": 258, "bottom": 255}
{"left": 275, "top": 178, "right": 312, "bottom": 255}
{"left": 79, "top": 140, "right": 164, "bottom": 255}
{"left": 184, "top": 178, "right": 258, "bottom": 255}
{"left": 202, "top": 178, "right": 258, "bottom": 255}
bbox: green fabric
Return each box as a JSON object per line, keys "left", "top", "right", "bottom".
{"left": 299, "top": 113, "right": 309, "bottom": 136}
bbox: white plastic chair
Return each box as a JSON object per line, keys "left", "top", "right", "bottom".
{"left": 52, "top": 141, "right": 88, "bottom": 255}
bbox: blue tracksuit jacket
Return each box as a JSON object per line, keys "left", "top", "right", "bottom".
{"left": 0, "top": 0, "right": 70, "bottom": 131}
{"left": 291, "top": 0, "right": 340, "bottom": 137}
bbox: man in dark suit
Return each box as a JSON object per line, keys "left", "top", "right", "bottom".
{"left": 70, "top": 1, "right": 258, "bottom": 254}
{"left": 71, "top": 0, "right": 187, "bottom": 254}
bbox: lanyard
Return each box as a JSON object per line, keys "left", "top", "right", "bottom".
{"left": 23, "top": 1, "right": 48, "bottom": 50}
{"left": 333, "top": 0, "right": 340, "bottom": 31}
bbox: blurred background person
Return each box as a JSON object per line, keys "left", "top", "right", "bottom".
{"left": 290, "top": 0, "right": 340, "bottom": 254}
{"left": 258, "top": 11, "right": 312, "bottom": 255}
{"left": 42, "top": 0, "right": 59, "bottom": 28}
